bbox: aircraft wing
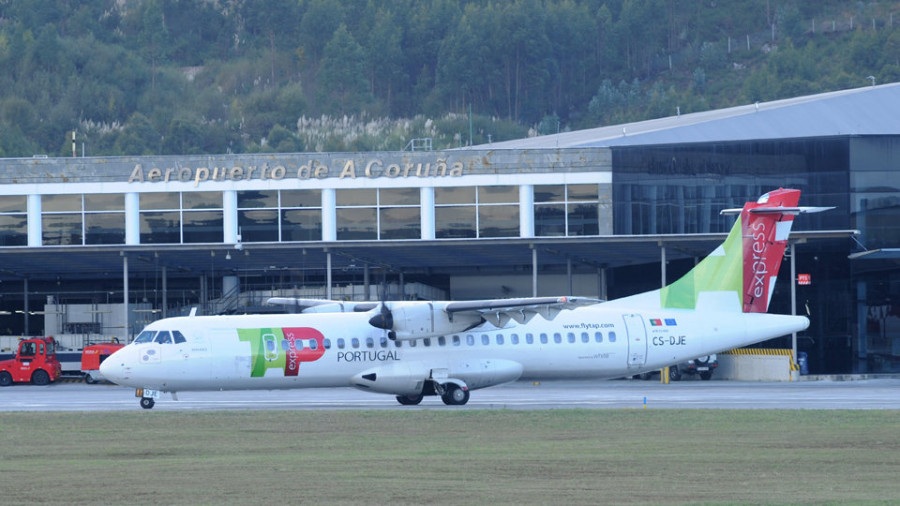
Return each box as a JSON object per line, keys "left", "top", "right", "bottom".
{"left": 265, "top": 297, "right": 377, "bottom": 313}
{"left": 445, "top": 296, "right": 603, "bottom": 327}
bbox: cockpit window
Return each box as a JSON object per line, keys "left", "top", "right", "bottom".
{"left": 154, "top": 331, "right": 172, "bottom": 344}
{"left": 172, "top": 331, "right": 187, "bottom": 344}
{"left": 134, "top": 331, "right": 156, "bottom": 344}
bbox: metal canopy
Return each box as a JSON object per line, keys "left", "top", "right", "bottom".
{"left": 0, "top": 230, "right": 857, "bottom": 284}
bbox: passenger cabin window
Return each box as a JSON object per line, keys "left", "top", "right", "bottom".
{"left": 351, "top": 338, "right": 360, "bottom": 349}
{"left": 366, "top": 337, "right": 375, "bottom": 349}
{"left": 609, "top": 331, "right": 616, "bottom": 342}
{"left": 526, "top": 333, "right": 534, "bottom": 344}
{"left": 337, "top": 338, "right": 345, "bottom": 349}
{"left": 438, "top": 336, "right": 446, "bottom": 346}
{"left": 567, "top": 332, "right": 576, "bottom": 343}
{"left": 553, "top": 333, "right": 562, "bottom": 344}
{"left": 423, "top": 338, "right": 431, "bottom": 347}
{"left": 324, "top": 339, "right": 332, "bottom": 349}
{"left": 481, "top": 334, "right": 490, "bottom": 345}
{"left": 511, "top": 333, "right": 519, "bottom": 345}
{"left": 466, "top": 335, "right": 475, "bottom": 346}
{"left": 380, "top": 337, "right": 389, "bottom": 348}
{"left": 595, "top": 332, "right": 603, "bottom": 343}
{"left": 496, "top": 334, "right": 504, "bottom": 345}
{"left": 581, "top": 332, "right": 589, "bottom": 343}
{"left": 452, "top": 335, "right": 461, "bottom": 346}
{"left": 540, "top": 333, "right": 548, "bottom": 344}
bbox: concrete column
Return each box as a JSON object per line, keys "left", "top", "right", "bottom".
{"left": 532, "top": 247, "right": 538, "bottom": 297}
{"left": 125, "top": 193, "right": 140, "bottom": 245}
{"left": 420, "top": 187, "right": 435, "bottom": 240}
{"left": 519, "top": 185, "right": 534, "bottom": 238}
{"left": 322, "top": 189, "right": 336, "bottom": 241}
{"left": 27, "top": 194, "right": 41, "bottom": 247}
{"left": 222, "top": 190, "right": 238, "bottom": 244}
{"left": 122, "top": 254, "right": 129, "bottom": 341}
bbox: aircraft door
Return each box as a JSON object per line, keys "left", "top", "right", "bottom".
{"left": 623, "top": 314, "right": 648, "bottom": 367}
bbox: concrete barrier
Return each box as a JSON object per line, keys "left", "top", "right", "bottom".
{"left": 717, "top": 348, "right": 799, "bottom": 381}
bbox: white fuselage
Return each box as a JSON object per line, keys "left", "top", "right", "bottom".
{"left": 100, "top": 306, "right": 808, "bottom": 395}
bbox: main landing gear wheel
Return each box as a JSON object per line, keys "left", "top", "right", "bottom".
{"left": 396, "top": 394, "right": 424, "bottom": 406}
{"left": 140, "top": 397, "right": 155, "bottom": 410}
{"left": 441, "top": 384, "right": 470, "bottom": 406}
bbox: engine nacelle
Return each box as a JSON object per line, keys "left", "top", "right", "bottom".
{"left": 386, "top": 301, "right": 483, "bottom": 341}
{"left": 351, "top": 362, "right": 433, "bottom": 395}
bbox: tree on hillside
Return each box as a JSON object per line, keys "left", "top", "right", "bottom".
{"left": 317, "top": 24, "right": 370, "bottom": 116}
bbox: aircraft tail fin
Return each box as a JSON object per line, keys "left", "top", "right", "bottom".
{"left": 659, "top": 188, "right": 828, "bottom": 313}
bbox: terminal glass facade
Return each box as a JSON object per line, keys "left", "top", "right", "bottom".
{"left": 42, "top": 193, "right": 125, "bottom": 245}
{"left": 0, "top": 196, "right": 27, "bottom": 246}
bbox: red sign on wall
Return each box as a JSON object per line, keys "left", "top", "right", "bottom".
{"left": 797, "top": 273, "right": 811, "bottom": 285}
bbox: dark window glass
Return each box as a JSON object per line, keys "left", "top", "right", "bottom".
{"left": 435, "top": 187, "right": 475, "bottom": 205}
{"left": 0, "top": 215, "right": 27, "bottom": 246}
{"left": 535, "top": 185, "right": 565, "bottom": 203}
{"left": 535, "top": 204, "right": 566, "bottom": 236}
{"left": 337, "top": 189, "right": 376, "bottom": 206}
{"left": 479, "top": 205, "right": 518, "bottom": 237}
{"left": 281, "top": 190, "right": 321, "bottom": 208}
{"left": 239, "top": 210, "right": 278, "bottom": 242}
{"left": 42, "top": 214, "right": 82, "bottom": 245}
{"left": 84, "top": 193, "right": 124, "bottom": 211}
{"left": 182, "top": 192, "right": 221, "bottom": 210}
{"left": 567, "top": 184, "right": 599, "bottom": 201}
{"left": 435, "top": 206, "right": 476, "bottom": 238}
{"left": 380, "top": 207, "right": 420, "bottom": 239}
{"left": 140, "top": 211, "right": 180, "bottom": 243}
{"left": 238, "top": 190, "right": 278, "bottom": 208}
{"left": 141, "top": 193, "right": 180, "bottom": 210}
{"left": 380, "top": 188, "right": 419, "bottom": 205}
{"left": 183, "top": 211, "right": 222, "bottom": 243}
{"left": 337, "top": 208, "right": 376, "bottom": 240}
{"left": 43, "top": 194, "right": 81, "bottom": 212}
{"left": 85, "top": 213, "right": 125, "bottom": 245}
{"left": 0, "top": 196, "right": 26, "bottom": 213}
{"left": 281, "top": 209, "right": 321, "bottom": 241}
{"left": 478, "top": 186, "right": 518, "bottom": 204}
{"left": 568, "top": 204, "right": 599, "bottom": 236}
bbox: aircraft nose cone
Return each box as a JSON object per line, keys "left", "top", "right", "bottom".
{"left": 99, "top": 348, "right": 129, "bottom": 385}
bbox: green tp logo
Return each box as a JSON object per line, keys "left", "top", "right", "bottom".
{"left": 237, "top": 327, "right": 326, "bottom": 377}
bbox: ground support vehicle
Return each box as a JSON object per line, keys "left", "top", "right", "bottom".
{"left": 81, "top": 342, "right": 125, "bottom": 383}
{"left": 0, "top": 337, "right": 62, "bottom": 386}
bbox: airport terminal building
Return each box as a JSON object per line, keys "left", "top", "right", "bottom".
{"left": 0, "top": 84, "right": 897, "bottom": 374}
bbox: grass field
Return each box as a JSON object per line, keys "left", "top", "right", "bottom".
{"left": 1, "top": 409, "right": 898, "bottom": 505}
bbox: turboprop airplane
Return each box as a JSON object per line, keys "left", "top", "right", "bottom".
{"left": 101, "top": 188, "right": 827, "bottom": 409}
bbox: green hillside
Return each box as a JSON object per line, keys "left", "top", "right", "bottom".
{"left": 0, "top": 0, "right": 897, "bottom": 156}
